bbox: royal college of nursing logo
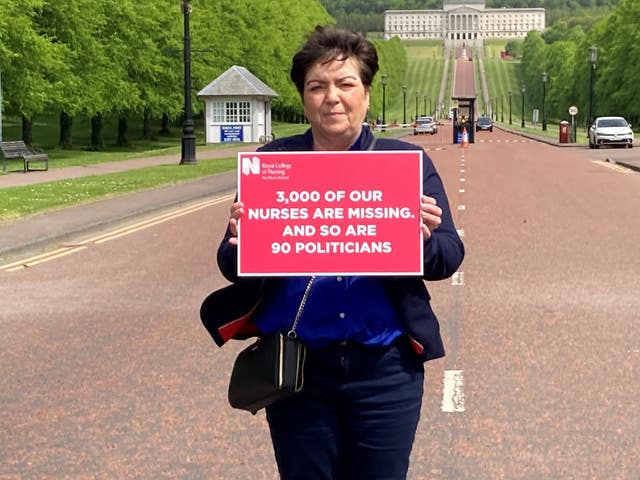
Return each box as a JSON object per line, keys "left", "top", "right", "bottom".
{"left": 241, "top": 156, "right": 261, "bottom": 176}
{"left": 241, "top": 154, "right": 292, "bottom": 180}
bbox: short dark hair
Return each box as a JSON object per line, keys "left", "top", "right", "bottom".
{"left": 290, "top": 25, "right": 379, "bottom": 96}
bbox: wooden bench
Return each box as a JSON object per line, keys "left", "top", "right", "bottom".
{"left": 1, "top": 140, "right": 49, "bottom": 173}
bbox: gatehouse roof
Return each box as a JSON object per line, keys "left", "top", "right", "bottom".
{"left": 197, "top": 65, "right": 279, "bottom": 97}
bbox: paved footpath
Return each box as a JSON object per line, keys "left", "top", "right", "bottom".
{"left": 0, "top": 144, "right": 257, "bottom": 189}
{"left": 0, "top": 144, "right": 256, "bottom": 262}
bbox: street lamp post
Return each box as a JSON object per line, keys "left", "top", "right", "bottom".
{"left": 401, "top": 85, "right": 407, "bottom": 125}
{"left": 521, "top": 85, "right": 526, "bottom": 128}
{"left": 423, "top": 96, "right": 427, "bottom": 116}
{"left": 415, "top": 92, "right": 419, "bottom": 121}
{"left": 0, "top": 67, "right": 3, "bottom": 142}
{"left": 180, "top": 0, "right": 196, "bottom": 165}
{"left": 588, "top": 46, "right": 598, "bottom": 126}
{"left": 541, "top": 72, "right": 548, "bottom": 131}
{"left": 501, "top": 96, "right": 504, "bottom": 123}
{"left": 381, "top": 74, "right": 387, "bottom": 124}
{"left": 508, "top": 90, "right": 512, "bottom": 125}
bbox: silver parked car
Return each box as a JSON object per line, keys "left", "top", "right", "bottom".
{"left": 588, "top": 116, "right": 634, "bottom": 149}
{"left": 413, "top": 116, "right": 438, "bottom": 135}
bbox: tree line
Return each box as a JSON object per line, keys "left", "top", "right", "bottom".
{"left": 3, "top": 0, "right": 631, "bottom": 151}
{"left": 0, "top": 0, "right": 414, "bottom": 149}
{"left": 519, "top": 0, "right": 638, "bottom": 126}
{"left": 0, "top": 0, "right": 332, "bottom": 149}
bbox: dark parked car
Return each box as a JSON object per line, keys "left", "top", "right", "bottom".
{"left": 476, "top": 116, "right": 493, "bottom": 132}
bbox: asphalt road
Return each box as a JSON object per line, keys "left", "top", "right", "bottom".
{"left": 1, "top": 124, "right": 639, "bottom": 479}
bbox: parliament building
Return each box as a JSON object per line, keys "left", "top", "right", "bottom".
{"left": 384, "top": 0, "right": 545, "bottom": 45}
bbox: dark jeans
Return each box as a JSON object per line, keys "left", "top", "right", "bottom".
{"left": 265, "top": 338, "right": 424, "bottom": 480}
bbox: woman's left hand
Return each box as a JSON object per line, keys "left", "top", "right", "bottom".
{"left": 420, "top": 195, "right": 442, "bottom": 240}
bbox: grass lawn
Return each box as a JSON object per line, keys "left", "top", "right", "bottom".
{"left": 0, "top": 157, "right": 236, "bottom": 221}
{"left": 498, "top": 120, "right": 589, "bottom": 145}
{"left": 483, "top": 39, "right": 512, "bottom": 59}
{"left": 0, "top": 119, "right": 309, "bottom": 221}
{"left": 387, "top": 41, "right": 444, "bottom": 122}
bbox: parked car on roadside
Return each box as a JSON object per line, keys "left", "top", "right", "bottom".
{"left": 475, "top": 116, "right": 493, "bottom": 132}
{"left": 588, "top": 116, "right": 634, "bottom": 148}
{"left": 413, "top": 116, "right": 438, "bottom": 135}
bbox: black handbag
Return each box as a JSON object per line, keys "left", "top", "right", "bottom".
{"left": 227, "top": 277, "right": 314, "bottom": 414}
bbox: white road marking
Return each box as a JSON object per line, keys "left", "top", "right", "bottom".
{"left": 457, "top": 228, "right": 464, "bottom": 237}
{"left": 1, "top": 246, "right": 88, "bottom": 272}
{"left": 459, "top": 188, "right": 465, "bottom": 193}
{"left": 442, "top": 370, "right": 465, "bottom": 413}
{"left": 593, "top": 159, "right": 633, "bottom": 173}
{"left": 458, "top": 205, "right": 466, "bottom": 211}
{"left": 451, "top": 271, "right": 464, "bottom": 285}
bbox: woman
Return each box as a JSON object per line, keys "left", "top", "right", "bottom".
{"left": 206, "top": 26, "right": 464, "bottom": 480}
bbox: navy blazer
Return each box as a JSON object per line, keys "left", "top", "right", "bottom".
{"left": 201, "top": 127, "right": 465, "bottom": 362}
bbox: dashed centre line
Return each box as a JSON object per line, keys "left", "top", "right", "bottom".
{"left": 442, "top": 370, "right": 466, "bottom": 413}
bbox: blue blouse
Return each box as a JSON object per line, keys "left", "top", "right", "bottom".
{"left": 252, "top": 275, "right": 403, "bottom": 349}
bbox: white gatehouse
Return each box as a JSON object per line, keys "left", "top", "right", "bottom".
{"left": 197, "top": 65, "right": 278, "bottom": 144}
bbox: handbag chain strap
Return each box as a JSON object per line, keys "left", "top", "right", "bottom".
{"left": 287, "top": 276, "right": 315, "bottom": 339}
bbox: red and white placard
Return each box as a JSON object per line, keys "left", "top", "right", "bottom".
{"left": 237, "top": 150, "right": 423, "bottom": 276}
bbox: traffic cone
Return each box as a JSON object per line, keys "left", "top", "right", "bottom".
{"left": 461, "top": 127, "right": 469, "bottom": 148}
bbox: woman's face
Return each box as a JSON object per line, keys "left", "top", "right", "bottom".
{"left": 302, "top": 56, "right": 369, "bottom": 150}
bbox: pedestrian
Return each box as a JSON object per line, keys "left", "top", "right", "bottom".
{"left": 208, "top": 25, "right": 464, "bottom": 480}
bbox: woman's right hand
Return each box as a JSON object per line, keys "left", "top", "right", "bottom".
{"left": 227, "top": 201, "right": 245, "bottom": 246}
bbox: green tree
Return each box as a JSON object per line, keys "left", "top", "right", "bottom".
{"left": 592, "top": 0, "right": 640, "bottom": 123}
{"left": 36, "top": 0, "right": 104, "bottom": 148}
{"left": 137, "top": 0, "right": 183, "bottom": 139}
{"left": 543, "top": 40, "right": 580, "bottom": 122}
{"left": 0, "top": 0, "right": 69, "bottom": 146}
{"left": 189, "top": 0, "right": 332, "bottom": 123}
{"left": 520, "top": 30, "right": 547, "bottom": 111}
{"left": 370, "top": 36, "right": 408, "bottom": 122}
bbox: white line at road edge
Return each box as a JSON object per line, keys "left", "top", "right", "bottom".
{"left": 1, "top": 194, "right": 235, "bottom": 272}
{"left": 441, "top": 370, "right": 465, "bottom": 413}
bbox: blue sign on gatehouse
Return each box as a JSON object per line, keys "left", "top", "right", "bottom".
{"left": 221, "top": 125, "right": 243, "bottom": 142}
